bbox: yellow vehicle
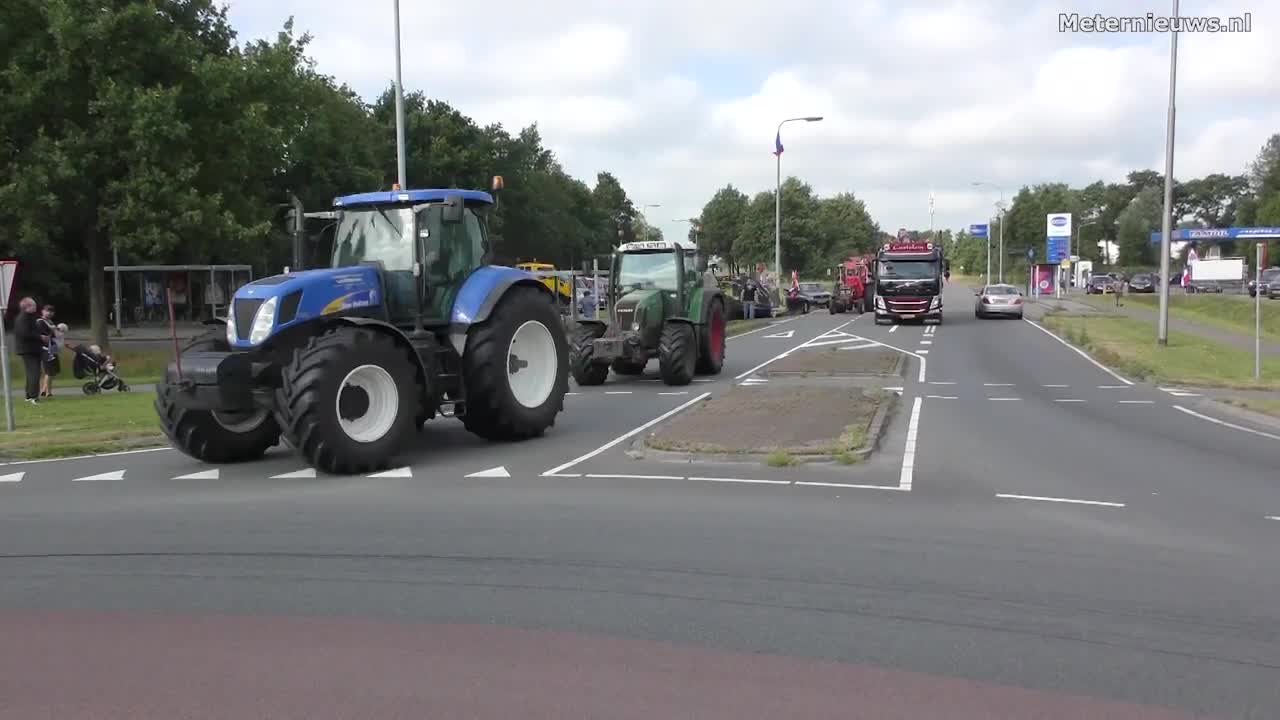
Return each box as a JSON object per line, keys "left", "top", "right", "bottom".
{"left": 516, "top": 260, "right": 573, "bottom": 302}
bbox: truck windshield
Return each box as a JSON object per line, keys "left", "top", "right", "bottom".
{"left": 331, "top": 206, "right": 416, "bottom": 272}
{"left": 617, "top": 252, "right": 678, "bottom": 292}
{"left": 878, "top": 259, "right": 938, "bottom": 280}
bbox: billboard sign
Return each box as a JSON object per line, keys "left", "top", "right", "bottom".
{"left": 969, "top": 224, "right": 988, "bottom": 238}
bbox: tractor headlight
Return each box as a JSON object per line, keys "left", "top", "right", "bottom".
{"left": 248, "top": 296, "right": 278, "bottom": 345}
{"left": 225, "top": 311, "right": 237, "bottom": 346}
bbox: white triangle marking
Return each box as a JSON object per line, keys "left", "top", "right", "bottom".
{"left": 73, "top": 470, "right": 125, "bottom": 482}
{"left": 0, "top": 472, "right": 25, "bottom": 482}
{"left": 173, "top": 469, "right": 219, "bottom": 480}
{"left": 838, "top": 343, "right": 876, "bottom": 351}
{"left": 271, "top": 468, "right": 316, "bottom": 479}
{"left": 763, "top": 329, "right": 795, "bottom": 339}
{"left": 367, "top": 466, "right": 412, "bottom": 478}
{"left": 466, "top": 466, "right": 511, "bottom": 478}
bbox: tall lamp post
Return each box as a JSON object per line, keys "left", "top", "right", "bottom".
{"left": 1157, "top": 0, "right": 1180, "bottom": 347}
{"left": 972, "top": 181, "right": 1004, "bottom": 283}
{"left": 636, "top": 204, "right": 661, "bottom": 241}
{"left": 392, "top": 0, "right": 408, "bottom": 188}
{"left": 672, "top": 218, "right": 701, "bottom": 248}
{"left": 774, "top": 115, "right": 823, "bottom": 304}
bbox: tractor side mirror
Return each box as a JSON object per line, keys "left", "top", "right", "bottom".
{"left": 442, "top": 194, "right": 465, "bottom": 224}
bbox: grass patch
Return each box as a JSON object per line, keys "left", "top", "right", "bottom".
{"left": 0, "top": 391, "right": 164, "bottom": 460}
{"left": 1043, "top": 314, "right": 1280, "bottom": 390}
{"left": 765, "top": 450, "right": 795, "bottom": 467}
{"left": 9, "top": 346, "right": 172, "bottom": 387}
{"left": 725, "top": 317, "right": 776, "bottom": 336}
{"left": 1078, "top": 293, "right": 1280, "bottom": 341}
{"left": 1217, "top": 396, "right": 1280, "bottom": 419}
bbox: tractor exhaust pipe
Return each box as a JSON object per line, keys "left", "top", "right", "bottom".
{"left": 289, "top": 192, "right": 305, "bottom": 272}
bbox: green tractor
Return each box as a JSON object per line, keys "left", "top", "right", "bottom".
{"left": 570, "top": 240, "right": 726, "bottom": 386}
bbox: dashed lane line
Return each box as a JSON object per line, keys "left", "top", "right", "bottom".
{"left": 996, "top": 493, "right": 1125, "bottom": 508}
{"left": 988, "top": 397, "right": 1021, "bottom": 401}
{"left": 1054, "top": 399, "right": 1086, "bottom": 403}
{"left": 1043, "top": 384, "right": 1070, "bottom": 388}
{"left": 1117, "top": 400, "right": 1155, "bottom": 405}
{"left": 926, "top": 395, "right": 958, "bottom": 400}
{"left": 983, "top": 383, "right": 1014, "bottom": 387}
{"left": 899, "top": 397, "right": 922, "bottom": 492}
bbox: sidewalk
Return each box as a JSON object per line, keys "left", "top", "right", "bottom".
{"left": 8, "top": 383, "right": 156, "bottom": 398}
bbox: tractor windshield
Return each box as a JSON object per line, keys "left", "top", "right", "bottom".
{"left": 617, "top": 252, "right": 679, "bottom": 292}
{"left": 331, "top": 206, "right": 416, "bottom": 271}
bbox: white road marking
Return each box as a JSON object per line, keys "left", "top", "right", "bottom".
{"left": 0, "top": 446, "right": 171, "bottom": 468}
{"left": 899, "top": 397, "right": 922, "bottom": 491}
{"left": 466, "top": 466, "right": 510, "bottom": 478}
{"left": 983, "top": 383, "right": 1014, "bottom": 387}
{"left": 271, "top": 468, "right": 316, "bottom": 479}
{"left": 1117, "top": 400, "right": 1154, "bottom": 405}
{"left": 73, "top": 470, "right": 125, "bottom": 482}
{"left": 1054, "top": 399, "right": 1086, "bottom": 403}
{"left": 727, "top": 315, "right": 799, "bottom": 340}
{"left": 1172, "top": 405, "right": 1280, "bottom": 441}
{"left": 1168, "top": 391, "right": 1202, "bottom": 397}
{"left": 657, "top": 391, "right": 688, "bottom": 396}
{"left": 928, "top": 381, "right": 956, "bottom": 385}
{"left": 1097, "top": 385, "right": 1129, "bottom": 389}
{"left": 367, "top": 466, "right": 412, "bottom": 478}
{"left": 919, "top": 340, "right": 933, "bottom": 345}
{"left": 763, "top": 329, "right": 796, "bottom": 339}
{"left": 693, "top": 378, "right": 715, "bottom": 383}
{"left": 1022, "top": 318, "right": 1134, "bottom": 385}
{"left": 884, "top": 386, "right": 904, "bottom": 393}
{"left": 988, "top": 397, "right": 1021, "bottom": 401}
{"left": 797, "top": 481, "right": 907, "bottom": 491}
{"left": 1267, "top": 516, "right": 1280, "bottom": 521}
{"left": 688, "top": 476, "right": 790, "bottom": 485}
{"left": 733, "top": 319, "right": 859, "bottom": 380}
{"left": 926, "top": 395, "right": 958, "bottom": 400}
{"left": 604, "top": 391, "right": 633, "bottom": 395}
{"left": 542, "top": 392, "right": 712, "bottom": 476}
{"left": 172, "top": 469, "right": 219, "bottom": 480}
{"left": 586, "top": 473, "right": 684, "bottom": 480}
{"left": 917, "top": 350, "right": 929, "bottom": 355}
{"left": 838, "top": 342, "right": 878, "bottom": 350}
{"left": 565, "top": 392, "right": 580, "bottom": 396}
{"left": 888, "top": 325, "right": 899, "bottom": 333}
{"left": 1043, "top": 384, "right": 1070, "bottom": 388}
{"left": 996, "top": 493, "right": 1125, "bottom": 508}
{"left": 0, "top": 472, "right": 25, "bottom": 482}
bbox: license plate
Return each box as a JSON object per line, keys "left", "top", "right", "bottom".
{"left": 900, "top": 314, "right": 916, "bottom": 319}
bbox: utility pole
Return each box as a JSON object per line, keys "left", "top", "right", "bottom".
{"left": 392, "top": 0, "right": 408, "bottom": 188}
{"left": 1157, "top": 0, "right": 1179, "bottom": 347}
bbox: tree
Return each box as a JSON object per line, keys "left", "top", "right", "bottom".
{"left": 1116, "top": 186, "right": 1161, "bottom": 266}
{"left": 814, "top": 192, "right": 879, "bottom": 269}
{"left": 697, "top": 185, "right": 749, "bottom": 271}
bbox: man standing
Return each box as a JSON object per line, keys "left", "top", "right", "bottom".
{"left": 739, "top": 274, "right": 756, "bottom": 320}
{"left": 13, "top": 297, "right": 46, "bottom": 404}
{"left": 1114, "top": 273, "right": 1127, "bottom": 307}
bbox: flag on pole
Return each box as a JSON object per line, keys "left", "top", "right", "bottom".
{"left": 773, "top": 130, "right": 784, "bottom": 157}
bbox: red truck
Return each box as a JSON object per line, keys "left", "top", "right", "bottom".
{"left": 829, "top": 255, "right": 872, "bottom": 314}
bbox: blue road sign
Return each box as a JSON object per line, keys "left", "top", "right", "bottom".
{"left": 1149, "top": 226, "right": 1280, "bottom": 243}
{"left": 969, "top": 224, "right": 989, "bottom": 238}
{"left": 1046, "top": 236, "right": 1069, "bottom": 263}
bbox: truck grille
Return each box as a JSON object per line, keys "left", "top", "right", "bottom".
{"left": 884, "top": 296, "right": 930, "bottom": 313}
{"left": 233, "top": 298, "right": 264, "bottom": 340}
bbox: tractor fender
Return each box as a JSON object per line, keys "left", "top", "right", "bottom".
{"left": 324, "top": 316, "right": 432, "bottom": 398}
{"left": 448, "top": 265, "right": 555, "bottom": 356}
{"left": 663, "top": 316, "right": 695, "bottom": 327}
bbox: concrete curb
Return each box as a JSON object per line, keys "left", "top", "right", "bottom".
{"left": 1199, "top": 397, "right": 1280, "bottom": 433}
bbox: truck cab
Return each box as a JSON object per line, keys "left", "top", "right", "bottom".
{"left": 872, "top": 237, "right": 947, "bottom": 325}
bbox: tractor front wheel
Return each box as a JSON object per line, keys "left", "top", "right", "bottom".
{"left": 462, "top": 285, "right": 569, "bottom": 442}
{"left": 570, "top": 323, "right": 609, "bottom": 386}
{"left": 155, "top": 331, "right": 281, "bottom": 464}
{"left": 658, "top": 322, "right": 697, "bottom": 386}
{"left": 695, "top": 298, "right": 725, "bottom": 375}
{"left": 275, "top": 327, "right": 418, "bottom": 474}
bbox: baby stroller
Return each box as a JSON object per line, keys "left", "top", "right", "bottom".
{"left": 71, "top": 344, "right": 131, "bottom": 394}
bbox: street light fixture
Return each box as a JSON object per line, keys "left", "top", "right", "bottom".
{"left": 972, "top": 181, "right": 1005, "bottom": 283}
{"left": 775, "top": 115, "right": 823, "bottom": 303}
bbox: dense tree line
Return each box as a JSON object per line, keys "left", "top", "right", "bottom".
{"left": 693, "top": 178, "right": 882, "bottom": 278}
{"left": 947, "top": 135, "right": 1280, "bottom": 279}
{"left": 0, "top": 1, "right": 651, "bottom": 346}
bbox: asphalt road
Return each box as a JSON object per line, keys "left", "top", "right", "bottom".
{"left": 2, "top": 284, "right": 1277, "bottom": 719}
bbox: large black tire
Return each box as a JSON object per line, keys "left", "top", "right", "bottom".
{"left": 462, "top": 285, "right": 570, "bottom": 442}
{"left": 275, "top": 327, "right": 419, "bottom": 474}
{"left": 658, "top": 322, "right": 697, "bottom": 386}
{"left": 695, "top": 298, "right": 726, "bottom": 375}
{"left": 570, "top": 323, "right": 609, "bottom": 386}
{"left": 828, "top": 302, "right": 838, "bottom": 315}
{"left": 611, "top": 359, "right": 645, "bottom": 375}
{"left": 155, "top": 331, "right": 281, "bottom": 464}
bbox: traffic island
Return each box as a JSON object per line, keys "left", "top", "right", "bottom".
{"left": 766, "top": 346, "right": 902, "bottom": 377}
{"left": 636, "top": 386, "right": 895, "bottom": 466}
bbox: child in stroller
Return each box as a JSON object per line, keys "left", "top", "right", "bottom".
{"left": 70, "top": 343, "right": 131, "bottom": 394}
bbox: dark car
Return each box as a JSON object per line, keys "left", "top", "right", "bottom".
{"left": 1127, "top": 272, "right": 1156, "bottom": 293}
{"left": 1248, "top": 267, "right": 1280, "bottom": 298}
{"left": 1086, "top": 274, "right": 1115, "bottom": 294}
{"left": 787, "top": 282, "right": 831, "bottom": 313}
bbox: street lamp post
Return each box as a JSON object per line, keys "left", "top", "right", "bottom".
{"left": 392, "top": 0, "right": 408, "bottom": 189}
{"left": 672, "top": 218, "right": 701, "bottom": 248}
{"left": 775, "top": 116, "right": 823, "bottom": 304}
{"left": 1157, "top": 0, "right": 1180, "bottom": 347}
{"left": 972, "top": 181, "right": 1004, "bottom": 283}
{"left": 638, "top": 204, "right": 661, "bottom": 241}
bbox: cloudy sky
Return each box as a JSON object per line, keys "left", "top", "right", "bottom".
{"left": 224, "top": 0, "right": 1278, "bottom": 235}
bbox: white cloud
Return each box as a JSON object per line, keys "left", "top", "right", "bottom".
{"left": 225, "top": 0, "right": 1280, "bottom": 235}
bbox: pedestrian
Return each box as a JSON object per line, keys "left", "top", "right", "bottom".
{"left": 12, "top": 297, "right": 47, "bottom": 405}
{"left": 739, "top": 274, "right": 756, "bottom": 320}
{"left": 1114, "top": 274, "right": 1126, "bottom": 307}
{"left": 36, "top": 305, "right": 63, "bottom": 398}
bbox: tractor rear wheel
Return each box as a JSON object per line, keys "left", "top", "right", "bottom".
{"left": 155, "top": 331, "right": 281, "bottom": 464}
{"left": 611, "top": 359, "right": 645, "bottom": 375}
{"left": 695, "top": 298, "right": 725, "bottom": 375}
{"left": 570, "top": 323, "right": 609, "bottom": 386}
{"left": 462, "top": 285, "right": 569, "bottom": 441}
{"left": 276, "top": 327, "right": 418, "bottom": 474}
{"left": 658, "top": 322, "right": 696, "bottom": 386}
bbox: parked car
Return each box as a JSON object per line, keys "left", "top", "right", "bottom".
{"left": 974, "top": 284, "right": 1024, "bottom": 319}
{"left": 1127, "top": 272, "right": 1156, "bottom": 293}
{"left": 1248, "top": 267, "right": 1280, "bottom": 298}
{"left": 1086, "top": 274, "right": 1115, "bottom": 294}
{"left": 787, "top": 282, "right": 831, "bottom": 313}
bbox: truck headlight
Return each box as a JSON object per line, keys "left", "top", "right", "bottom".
{"left": 929, "top": 296, "right": 941, "bottom": 310}
{"left": 875, "top": 296, "right": 886, "bottom": 310}
{"left": 248, "top": 296, "right": 278, "bottom": 345}
{"left": 225, "top": 312, "right": 237, "bottom": 345}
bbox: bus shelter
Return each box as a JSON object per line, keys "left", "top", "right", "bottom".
{"left": 103, "top": 264, "right": 254, "bottom": 329}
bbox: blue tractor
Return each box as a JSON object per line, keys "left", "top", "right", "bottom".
{"left": 155, "top": 179, "right": 570, "bottom": 474}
